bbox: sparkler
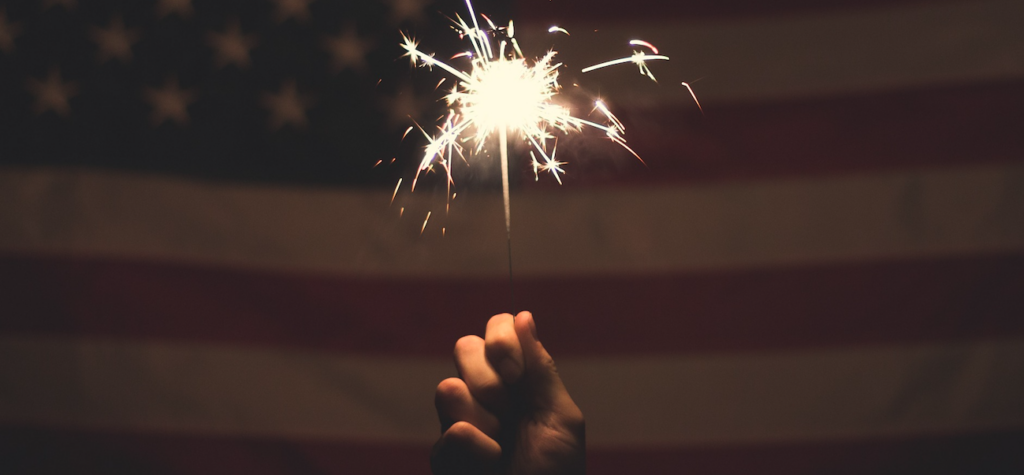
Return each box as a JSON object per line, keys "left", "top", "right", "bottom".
{"left": 400, "top": 0, "right": 684, "bottom": 307}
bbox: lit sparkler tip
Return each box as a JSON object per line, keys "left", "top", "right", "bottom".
{"left": 399, "top": 0, "right": 674, "bottom": 229}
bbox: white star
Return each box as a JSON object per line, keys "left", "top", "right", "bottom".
{"left": 90, "top": 16, "right": 139, "bottom": 63}
{"left": 387, "top": 0, "right": 427, "bottom": 24}
{"left": 42, "top": 0, "right": 77, "bottom": 11}
{"left": 156, "top": 0, "right": 193, "bottom": 19}
{"left": 144, "top": 78, "right": 196, "bottom": 126}
{"left": 26, "top": 67, "right": 78, "bottom": 117}
{"left": 322, "top": 28, "right": 372, "bottom": 73}
{"left": 0, "top": 8, "right": 21, "bottom": 54}
{"left": 261, "top": 80, "right": 310, "bottom": 130}
{"left": 271, "top": 0, "right": 311, "bottom": 23}
{"left": 207, "top": 19, "right": 257, "bottom": 69}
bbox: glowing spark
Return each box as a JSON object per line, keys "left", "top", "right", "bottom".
{"left": 391, "top": 178, "right": 402, "bottom": 205}
{"left": 530, "top": 144, "right": 565, "bottom": 184}
{"left": 421, "top": 211, "right": 431, "bottom": 234}
{"left": 548, "top": 26, "right": 570, "bottom": 36}
{"left": 681, "top": 81, "right": 703, "bottom": 114}
{"left": 628, "top": 39, "right": 658, "bottom": 54}
{"left": 401, "top": 2, "right": 646, "bottom": 181}
{"left": 373, "top": 159, "right": 383, "bottom": 168}
{"left": 401, "top": 0, "right": 669, "bottom": 237}
{"left": 582, "top": 50, "right": 670, "bottom": 82}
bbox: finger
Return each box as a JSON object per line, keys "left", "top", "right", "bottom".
{"left": 430, "top": 421, "right": 501, "bottom": 475}
{"left": 453, "top": 335, "right": 508, "bottom": 411}
{"left": 514, "top": 311, "right": 583, "bottom": 422}
{"left": 435, "top": 377, "right": 501, "bottom": 438}
{"left": 485, "top": 313, "right": 524, "bottom": 385}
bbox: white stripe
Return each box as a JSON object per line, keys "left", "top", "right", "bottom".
{"left": 2, "top": 336, "right": 1022, "bottom": 445}
{"left": 1, "top": 165, "right": 1021, "bottom": 276}
{"left": 517, "top": 0, "right": 1024, "bottom": 104}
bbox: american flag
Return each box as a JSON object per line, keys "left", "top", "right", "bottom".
{"left": 2, "top": 0, "right": 1023, "bottom": 473}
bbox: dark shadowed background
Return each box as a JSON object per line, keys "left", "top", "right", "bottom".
{"left": 2, "top": 0, "right": 1023, "bottom": 473}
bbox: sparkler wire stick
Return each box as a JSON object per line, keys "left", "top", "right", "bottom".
{"left": 499, "top": 127, "right": 515, "bottom": 311}
{"left": 399, "top": 0, "right": 689, "bottom": 314}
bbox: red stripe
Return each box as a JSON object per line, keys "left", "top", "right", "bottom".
{"left": 0, "top": 427, "right": 431, "bottom": 475}
{"left": 3, "top": 426, "right": 1022, "bottom": 475}
{"left": 589, "top": 431, "right": 1024, "bottom": 475}
{"left": 2, "top": 252, "right": 1022, "bottom": 356}
{"left": 520, "top": 80, "right": 1024, "bottom": 188}
{"left": 514, "top": 0, "right": 982, "bottom": 22}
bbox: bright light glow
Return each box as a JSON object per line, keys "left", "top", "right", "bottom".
{"left": 399, "top": 0, "right": 678, "bottom": 233}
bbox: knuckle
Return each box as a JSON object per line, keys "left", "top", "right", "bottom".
{"left": 484, "top": 331, "right": 517, "bottom": 360}
{"left": 435, "top": 378, "right": 468, "bottom": 407}
{"left": 453, "top": 335, "right": 482, "bottom": 358}
{"left": 563, "top": 406, "right": 586, "bottom": 432}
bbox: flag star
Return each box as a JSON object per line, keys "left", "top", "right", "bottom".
{"left": 90, "top": 16, "right": 139, "bottom": 63}
{"left": 0, "top": 8, "right": 21, "bottom": 54}
{"left": 387, "top": 0, "right": 427, "bottom": 24}
{"left": 42, "top": 0, "right": 77, "bottom": 10}
{"left": 26, "top": 67, "right": 78, "bottom": 117}
{"left": 262, "top": 80, "right": 311, "bottom": 130}
{"left": 382, "top": 83, "right": 430, "bottom": 127}
{"left": 144, "top": 78, "right": 196, "bottom": 126}
{"left": 208, "top": 19, "right": 257, "bottom": 69}
{"left": 156, "top": 0, "right": 193, "bottom": 18}
{"left": 271, "top": 0, "right": 311, "bottom": 23}
{"left": 323, "top": 28, "right": 372, "bottom": 73}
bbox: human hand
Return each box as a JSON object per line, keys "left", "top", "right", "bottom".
{"left": 431, "top": 311, "right": 585, "bottom": 475}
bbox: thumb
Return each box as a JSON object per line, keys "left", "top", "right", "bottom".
{"left": 513, "top": 311, "right": 576, "bottom": 414}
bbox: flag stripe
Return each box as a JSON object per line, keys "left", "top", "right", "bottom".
{"left": 515, "top": 0, "right": 985, "bottom": 21}
{"left": 585, "top": 431, "right": 1024, "bottom": 475}
{"left": 515, "top": 0, "right": 1024, "bottom": 104}
{"left": 2, "top": 253, "right": 1023, "bottom": 356}
{"left": 3, "top": 337, "right": 1022, "bottom": 444}
{"left": 0, "top": 427, "right": 432, "bottom": 475}
{"left": 529, "top": 80, "right": 1024, "bottom": 186}
{"left": 3, "top": 427, "right": 1023, "bottom": 475}
{"left": 3, "top": 164, "right": 1022, "bottom": 278}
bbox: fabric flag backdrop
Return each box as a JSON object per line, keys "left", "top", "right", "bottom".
{"left": 2, "top": 0, "right": 1023, "bottom": 473}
